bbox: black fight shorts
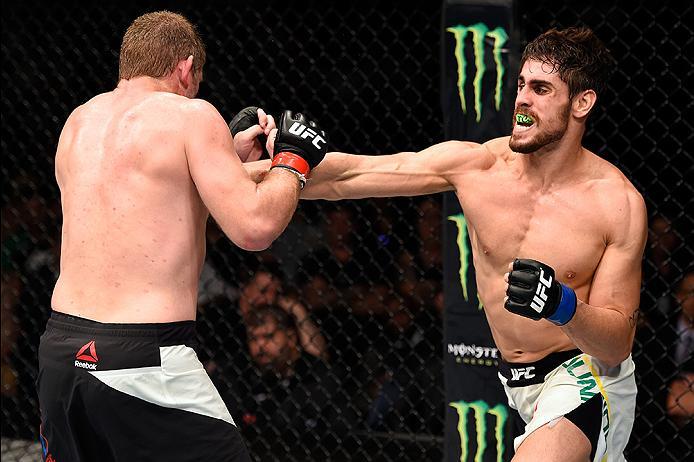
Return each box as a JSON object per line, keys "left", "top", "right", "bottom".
{"left": 37, "top": 311, "right": 250, "bottom": 462}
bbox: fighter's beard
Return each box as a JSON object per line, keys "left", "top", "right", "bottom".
{"left": 509, "top": 126, "right": 565, "bottom": 154}
{"left": 509, "top": 106, "right": 570, "bottom": 154}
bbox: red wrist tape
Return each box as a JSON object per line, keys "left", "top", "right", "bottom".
{"left": 271, "top": 152, "right": 310, "bottom": 177}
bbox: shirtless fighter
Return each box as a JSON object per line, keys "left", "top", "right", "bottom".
{"left": 253, "top": 27, "right": 647, "bottom": 461}
{"left": 37, "top": 11, "right": 327, "bottom": 462}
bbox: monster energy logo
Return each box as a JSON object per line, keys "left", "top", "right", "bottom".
{"left": 447, "top": 23, "right": 509, "bottom": 122}
{"left": 448, "top": 213, "right": 482, "bottom": 309}
{"left": 450, "top": 400, "right": 508, "bottom": 462}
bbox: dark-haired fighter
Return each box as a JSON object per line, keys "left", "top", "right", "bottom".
{"left": 252, "top": 27, "right": 646, "bottom": 462}
{"left": 38, "top": 11, "right": 328, "bottom": 462}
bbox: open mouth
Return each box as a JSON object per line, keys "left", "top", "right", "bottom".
{"left": 515, "top": 113, "right": 535, "bottom": 127}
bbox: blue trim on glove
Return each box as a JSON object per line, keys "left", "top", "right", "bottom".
{"left": 548, "top": 284, "right": 577, "bottom": 326}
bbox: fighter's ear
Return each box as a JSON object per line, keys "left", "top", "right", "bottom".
{"left": 178, "top": 55, "right": 195, "bottom": 86}
{"left": 572, "top": 89, "right": 597, "bottom": 119}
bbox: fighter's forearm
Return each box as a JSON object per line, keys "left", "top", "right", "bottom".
{"left": 304, "top": 151, "right": 453, "bottom": 200}
{"left": 238, "top": 168, "right": 300, "bottom": 250}
{"left": 302, "top": 152, "right": 359, "bottom": 200}
{"left": 561, "top": 301, "right": 636, "bottom": 367}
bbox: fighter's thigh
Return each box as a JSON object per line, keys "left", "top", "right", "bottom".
{"left": 512, "top": 417, "right": 591, "bottom": 462}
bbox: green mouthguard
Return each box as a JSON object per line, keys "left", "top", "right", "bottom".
{"left": 516, "top": 114, "right": 533, "bottom": 125}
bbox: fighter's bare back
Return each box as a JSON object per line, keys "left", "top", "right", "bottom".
{"left": 53, "top": 85, "right": 209, "bottom": 323}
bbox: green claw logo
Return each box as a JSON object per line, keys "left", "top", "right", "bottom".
{"left": 448, "top": 213, "right": 483, "bottom": 309}
{"left": 447, "top": 23, "right": 509, "bottom": 123}
{"left": 450, "top": 399, "right": 508, "bottom": 462}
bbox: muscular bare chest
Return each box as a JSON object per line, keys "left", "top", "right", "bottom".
{"left": 456, "top": 169, "right": 606, "bottom": 288}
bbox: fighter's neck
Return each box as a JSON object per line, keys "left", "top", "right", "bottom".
{"left": 516, "top": 139, "right": 586, "bottom": 188}
{"left": 115, "top": 76, "right": 178, "bottom": 94}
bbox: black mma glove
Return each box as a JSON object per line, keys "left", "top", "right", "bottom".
{"left": 228, "top": 106, "right": 269, "bottom": 158}
{"left": 270, "top": 111, "right": 328, "bottom": 188}
{"left": 504, "top": 258, "right": 577, "bottom": 326}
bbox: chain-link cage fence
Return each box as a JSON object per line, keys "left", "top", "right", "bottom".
{"left": 1, "top": 1, "right": 691, "bottom": 461}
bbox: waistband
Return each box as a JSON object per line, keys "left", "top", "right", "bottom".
{"left": 499, "top": 349, "right": 581, "bottom": 387}
{"left": 47, "top": 311, "right": 196, "bottom": 346}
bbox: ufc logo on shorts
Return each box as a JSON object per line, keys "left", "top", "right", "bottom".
{"left": 530, "top": 268, "right": 553, "bottom": 313}
{"left": 288, "top": 122, "right": 327, "bottom": 149}
{"left": 510, "top": 366, "right": 536, "bottom": 381}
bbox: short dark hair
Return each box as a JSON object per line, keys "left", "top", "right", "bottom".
{"left": 521, "top": 27, "right": 614, "bottom": 99}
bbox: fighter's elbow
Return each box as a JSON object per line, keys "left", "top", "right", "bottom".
{"left": 600, "top": 356, "right": 626, "bottom": 370}
{"left": 235, "top": 222, "right": 277, "bottom": 251}
{"left": 596, "top": 311, "right": 637, "bottom": 367}
{"left": 599, "top": 345, "right": 632, "bottom": 369}
{"left": 219, "top": 216, "right": 278, "bottom": 251}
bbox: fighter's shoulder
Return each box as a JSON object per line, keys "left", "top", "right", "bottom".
{"left": 585, "top": 153, "right": 647, "bottom": 230}
{"left": 177, "top": 97, "right": 218, "bottom": 114}
{"left": 427, "top": 138, "right": 498, "bottom": 170}
{"left": 589, "top": 154, "right": 643, "bottom": 202}
{"left": 65, "top": 92, "right": 110, "bottom": 122}
{"left": 178, "top": 97, "right": 226, "bottom": 125}
{"left": 59, "top": 95, "right": 101, "bottom": 134}
{"left": 482, "top": 136, "right": 514, "bottom": 159}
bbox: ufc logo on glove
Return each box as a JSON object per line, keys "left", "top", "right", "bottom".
{"left": 270, "top": 111, "right": 329, "bottom": 189}
{"left": 288, "top": 122, "right": 327, "bottom": 149}
{"left": 530, "top": 269, "right": 553, "bottom": 313}
{"left": 505, "top": 259, "right": 578, "bottom": 326}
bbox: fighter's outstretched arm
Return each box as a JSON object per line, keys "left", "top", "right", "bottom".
{"left": 244, "top": 140, "right": 490, "bottom": 199}
{"left": 303, "top": 141, "right": 489, "bottom": 199}
{"left": 243, "top": 141, "right": 495, "bottom": 200}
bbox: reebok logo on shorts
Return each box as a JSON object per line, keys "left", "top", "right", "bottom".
{"left": 75, "top": 340, "right": 99, "bottom": 370}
